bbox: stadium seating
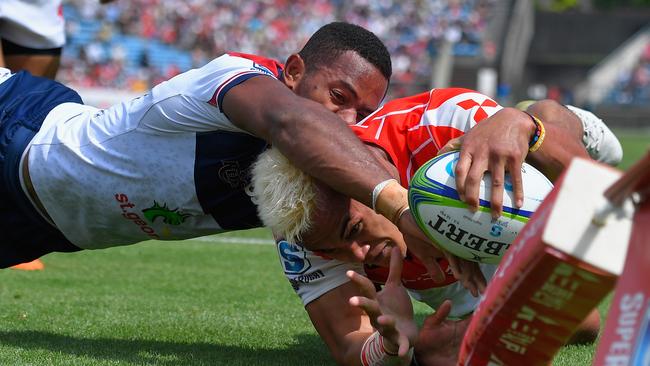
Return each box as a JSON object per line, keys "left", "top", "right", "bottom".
{"left": 605, "top": 42, "right": 650, "bottom": 105}
{"left": 58, "top": 0, "right": 495, "bottom": 96}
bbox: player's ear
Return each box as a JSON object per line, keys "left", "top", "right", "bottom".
{"left": 283, "top": 54, "right": 305, "bottom": 91}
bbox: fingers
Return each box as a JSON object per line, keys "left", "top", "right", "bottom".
{"left": 436, "top": 299, "right": 452, "bottom": 320}
{"left": 488, "top": 158, "right": 505, "bottom": 219}
{"left": 463, "top": 159, "right": 488, "bottom": 212}
{"left": 422, "top": 300, "right": 452, "bottom": 329}
{"left": 439, "top": 136, "right": 463, "bottom": 155}
{"left": 385, "top": 246, "right": 404, "bottom": 286}
{"left": 463, "top": 262, "right": 486, "bottom": 297}
{"left": 444, "top": 254, "right": 486, "bottom": 297}
{"left": 349, "top": 294, "right": 382, "bottom": 320}
{"left": 444, "top": 252, "right": 462, "bottom": 282}
{"left": 450, "top": 261, "right": 478, "bottom": 298}
{"left": 397, "top": 334, "right": 411, "bottom": 358}
{"left": 403, "top": 232, "right": 445, "bottom": 283}
{"left": 352, "top": 244, "right": 371, "bottom": 262}
{"left": 398, "top": 217, "right": 446, "bottom": 283}
{"left": 454, "top": 152, "right": 471, "bottom": 205}
{"left": 376, "top": 315, "right": 411, "bottom": 357}
{"left": 422, "top": 257, "right": 446, "bottom": 284}
{"left": 346, "top": 270, "right": 377, "bottom": 299}
{"left": 474, "top": 267, "right": 487, "bottom": 294}
{"left": 456, "top": 150, "right": 490, "bottom": 213}
{"left": 509, "top": 158, "right": 525, "bottom": 208}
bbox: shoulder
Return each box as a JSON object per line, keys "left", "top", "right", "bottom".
{"left": 276, "top": 239, "right": 363, "bottom": 306}
{"left": 224, "top": 52, "right": 285, "bottom": 78}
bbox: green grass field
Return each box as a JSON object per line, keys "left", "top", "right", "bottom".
{"left": 1, "top": 131, "right": 648, "bottom": 366}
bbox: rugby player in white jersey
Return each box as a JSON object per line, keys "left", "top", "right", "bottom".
{"left": 1, "top": 22, "right": 455, "bottom": 275}
{"left": 1, "top": 0, "right": 67, "bottom": 270}
{"left": 3, "top": 0, "right": 116, "bottom": 270}
{"left": 253, "top": 88, "right": 621, "bottom": 365}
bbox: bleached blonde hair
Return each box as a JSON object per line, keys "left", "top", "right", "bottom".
{"left": 251, "top": 147, "right": 318, "bottom": 243}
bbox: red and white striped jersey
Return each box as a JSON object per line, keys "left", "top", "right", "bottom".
{"left": 351, "top": 88, "right": 502, "bottom": 187}
{"left": 279, "top": 88, "right": 502, "bottom": 317}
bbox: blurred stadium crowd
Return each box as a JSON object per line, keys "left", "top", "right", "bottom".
{"left": 57, "top": 0, "right": 650, "bottom": 105}
{"left": 58, "top": 0, "right": 495, "bottom": 98}
{"left": 608, "top": 42, "right": 650, "bottom": 105}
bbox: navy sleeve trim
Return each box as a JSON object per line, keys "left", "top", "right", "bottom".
{"left": 208, "top": 71, "right": 273, "bottom": 113}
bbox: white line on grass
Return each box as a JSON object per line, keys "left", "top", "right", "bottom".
{"left": 193, "top": 236, "right": 274, "bottom": 245}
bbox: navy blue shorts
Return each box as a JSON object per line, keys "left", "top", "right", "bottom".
{"left": 0, "top": 71, "right": 83, "bottom": 268}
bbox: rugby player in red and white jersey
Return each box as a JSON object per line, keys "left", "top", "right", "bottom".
{"left": 255, "top": 88, "right": 619, "bottom": 365}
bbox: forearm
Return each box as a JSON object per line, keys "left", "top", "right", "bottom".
{"left": 223, "top": 77, "right": 392, "bottom": 207}
{"left": 268, "top": 99, "right": 393, "bottom": 206}
{"left": 306, "top": 282, "right": 409, "bottom": 366}
{"left": 341, "top": 330, "right": 376, "bottom": 365}
{"left": 318, "top": 318, "right": 403, "bottom": 365}
{"left": 344, "top": 331, "right": 408, "bottom": 366}
{"left": 523, "top": 100, "right": 589, "bottom": 181}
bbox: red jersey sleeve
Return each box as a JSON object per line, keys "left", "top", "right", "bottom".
{"left": 351, "top": 88, "right": 502, "bottom": 186}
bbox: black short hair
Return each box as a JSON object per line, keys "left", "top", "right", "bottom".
{"left": 298, "top": 22, "right": 391, "bottom": 81}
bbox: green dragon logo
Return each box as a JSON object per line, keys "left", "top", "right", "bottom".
{"left": 142, "top": 201, "right": 191, "bottom": 225}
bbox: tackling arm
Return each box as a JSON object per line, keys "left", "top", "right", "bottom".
{"left": 304, "top": 246, "right": 470, "bottom": 366}
{"left": 305, "top": 248, "right": 418, "bottom": 366}
{"left": 522, "top": 100, "right": 589, "bottom": 181}
{"left": 228, "top": 79, "right": 450, "bottom": 285}
{"left": 222, "top": 76, "right": 392, "bottom": 208}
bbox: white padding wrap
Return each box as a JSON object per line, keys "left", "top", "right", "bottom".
{"left": 360, "top": 331, "right": 413, "bottom": 366}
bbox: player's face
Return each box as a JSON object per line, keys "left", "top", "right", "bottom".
{"left": 301, "top": 193, "right": 406, "bottom": 267}
{"left": 285, "top": 51, "right": 388, "bottom": 124}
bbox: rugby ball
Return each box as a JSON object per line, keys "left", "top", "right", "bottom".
{"left": 408, "top": 151, "right": 553, "bottom": 264}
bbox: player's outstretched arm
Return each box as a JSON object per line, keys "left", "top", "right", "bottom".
{"left": 305, "top": 247, "right": 417, "bottom": 365}
{"left": 222, "top": 76, "right": 392, "bottom": 208}
{"left": 305, "top": 280, "right": 383, "bottom": 365}
{"left": 347, "top": 247, "right": 418, "bottom": 360}
{"left": 521, "top": 99, "right": 590, "bottom": 180}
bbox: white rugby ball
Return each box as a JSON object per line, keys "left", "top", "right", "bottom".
{"left": 408, "top": 151, "right": 553, "bottom": 264}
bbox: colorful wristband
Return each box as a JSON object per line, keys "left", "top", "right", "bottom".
{"left": 523, "top": 111, "right": 546, "bottom": 153}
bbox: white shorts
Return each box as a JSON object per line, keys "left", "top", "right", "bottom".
{"left": 0, "top": 0, "right": 65, "bottom": 50}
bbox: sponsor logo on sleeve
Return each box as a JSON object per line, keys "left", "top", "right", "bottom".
{"left": 251, "top": 62, "right": 274, "bottom": 76}
{"left": 277, "top": 240, "right": 312, "bottom": 275}
{"left": 288, "top": 270, "right": 325, "bottom": 292}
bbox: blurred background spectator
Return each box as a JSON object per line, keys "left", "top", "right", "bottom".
{"left": 58, "top": 0, "right": 496, "bottom": 98}
{"left": 607, "top": 42, "right": 650, "bottom": 105}
{"left": 57, "top": 0, "right": 650, "bottom": 129}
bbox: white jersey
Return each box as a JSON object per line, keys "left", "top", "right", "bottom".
{"left": 278, "top": 239, "right": 496, "bottom": 318}
{"left": 0, "top": 0, "right": 65, "bottom": 49}
{"left": 27, "top": 53, "right": 285, "bottom": 248}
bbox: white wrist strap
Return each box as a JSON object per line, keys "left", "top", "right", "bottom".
{"left": 372, "top": 179, "right": 398, "bottom": 212}
{"left": 360, "top": 331, "right": 413, "bottom": 366}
